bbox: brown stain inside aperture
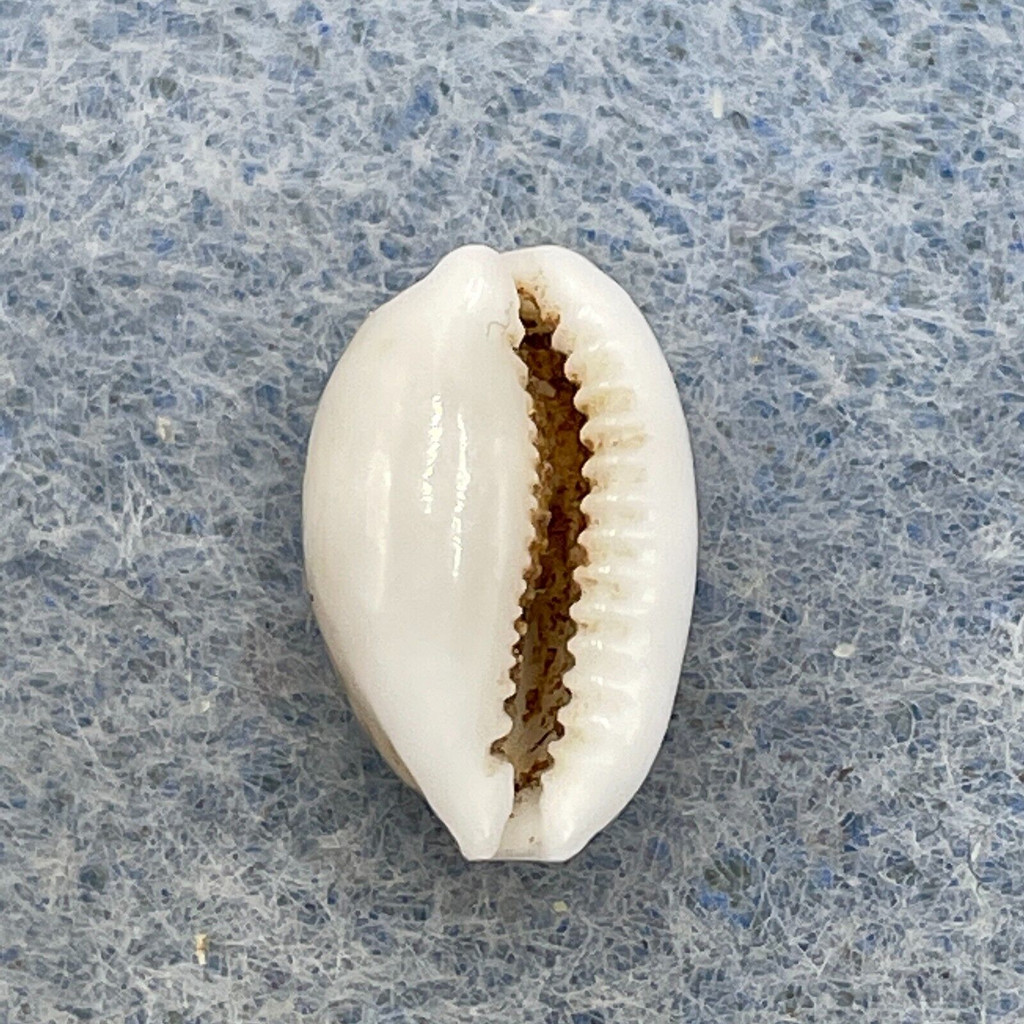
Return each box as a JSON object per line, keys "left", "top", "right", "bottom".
{"left": 492, "top": 293, "right": 591, "bottom": 792}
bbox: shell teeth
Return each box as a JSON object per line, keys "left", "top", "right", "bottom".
{"left": 490, "top": 290, "right": 589, "bottom": 796}
{"left": 495, "top": 327, "right": 535, "bottom": 725}
{"left": 581, "top": 451, "right": 649, "bottom": 488}
{"left": 571, "top": 598, "right": 650, "bottom": 626}
{"left": 574, "top": 382, "right": 637, "bottom": 417}
{"left": 579, "top": 417, "right": 649, "bottom": 451}
{"left": 579, "top": 491, "right": 651, "bottom": 525}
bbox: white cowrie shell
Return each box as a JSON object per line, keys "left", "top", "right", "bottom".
{"left": 303, "top": 245, "right": 697, "bottom": 861}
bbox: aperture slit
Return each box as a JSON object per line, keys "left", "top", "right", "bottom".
{"left": 492, "top": 292, "right": 592, "bottom": 792}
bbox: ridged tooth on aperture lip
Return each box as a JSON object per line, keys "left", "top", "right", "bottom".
{"left": 302, "top": 244, "right": 697, "bottom": 862}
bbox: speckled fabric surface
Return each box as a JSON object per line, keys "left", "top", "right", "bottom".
{"left": 2, "top": 1, "right": 1023, "bottom": 1021}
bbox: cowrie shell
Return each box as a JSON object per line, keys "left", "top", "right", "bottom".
{"left": 303, "top": 245, "right": 697, "bottom": 861}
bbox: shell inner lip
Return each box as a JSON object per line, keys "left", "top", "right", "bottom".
{"left": 491, "top": 290, "right": 592, "bottom": 795}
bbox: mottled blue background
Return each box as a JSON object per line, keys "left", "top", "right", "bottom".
{"left": 2, "top": 1, "right": 1023, "bottom": 1021}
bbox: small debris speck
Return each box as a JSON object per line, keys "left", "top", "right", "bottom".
{"left": 833, "top": 642, "right": 857, "bottom": 659}
{"left": 194, "top": 933, "right": 209, "bottom": 966}
{"left": 156, "top": 416, "right": 176, "bottom": 443}
{"left": 552, "top": 900, "right": 569, "bottom": 913}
